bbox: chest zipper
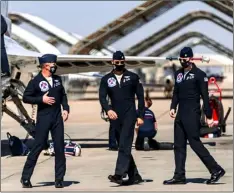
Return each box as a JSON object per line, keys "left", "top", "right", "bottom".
{"left": 183, "top": 71, "right": 191, "bottom": 81}
{"left": 119, "top": 77, "right": 123, "bottom": 88}
{"left": 114, "top": 74, "right": 124, "bottom": 88}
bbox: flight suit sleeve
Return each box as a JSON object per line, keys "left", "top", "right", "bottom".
{"left": 23, "top": 79, "right": 43, "bottom": 104}
{"left": 198, "top": 72, "right": 212, "bottom": 119}
{"left": 59, "top": 77, "right": 70, "bottom": 113}
{"left": 99, "top": 77, "right": 111, "bottom": 113}
{"left": 135, "top": 75, "right": 145, "bottom": 119}
{"left": 170, "top": 73, "right": 179, "bottom": 111}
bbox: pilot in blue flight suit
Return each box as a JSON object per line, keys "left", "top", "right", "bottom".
{"left": 20, "top": 54, "right": 70, "bottom": 189}
{"left": 135, "top": 97, "right": 158, "bottom": 151}
{"left": 163, "top": 47, "right": 225, "bottom": 185}
{"left": 99, "top": 51, "right": 145, "bottom": 185}
{"left": 135, "top": 97, "right": 174, "bottom": 151}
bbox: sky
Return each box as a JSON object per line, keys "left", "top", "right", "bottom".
{"left": 7, "top": 1, "right": 233, "bottom": 56}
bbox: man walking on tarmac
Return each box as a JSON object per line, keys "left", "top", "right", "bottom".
{"left": 99, "top": 51, "right": 145, "bottom": 185}
{"left": 20, "top": 54, "right": 69, "bottom": 188}
{"left": 163, "top": 47, "right": 225, "bottom": 185}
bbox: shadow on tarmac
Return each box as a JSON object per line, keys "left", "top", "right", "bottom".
{"left": 186, "top": 178, "right": 226, "bottom": 185}
{"left": 110, "top": 179, "right": 154, "bottom": 187}
{"left": 33, "top": 180, "right": 80, "bottom": 187}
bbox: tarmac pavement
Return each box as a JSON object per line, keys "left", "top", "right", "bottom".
{"left": 1, "top": 99, "right": 233, "bottom": 191}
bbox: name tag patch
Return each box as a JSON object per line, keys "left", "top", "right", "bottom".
{"left": 186, "top": 74, "right": 194, "bottom": 80}
{"left": 123, "top": 76, "right": 130, "bottom": 83}
{"left": 55, "top": 82, "right": 61, "bottom": 87}
{"left": 54, "top": 80, "right": 61, "bottom": 87}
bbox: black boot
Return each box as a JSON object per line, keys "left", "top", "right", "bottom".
{"left": 163, "top": 177, "right": 186, "bottom": 185}
{"left": 206, "top": 168, "right": 225, "bottom": 184}
{"left": 109, "top": 147, "right": 118, "bottom": 151}
{"left": 55, "top": 179, "right": 64, "bottom": 188}
{"left": 123, "top": 173, "right": 143, "bottom": 185}
{"left": 108, "top": 174, "right": 123, "bottom": 185}
{"left": 20, "top": 178, "right": 32, "bottom": 188}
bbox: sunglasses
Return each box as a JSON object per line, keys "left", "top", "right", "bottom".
{"left": 113, "top": 60, "right": 125, "bottom": 65}
{"left": 179, "top": 58, "right": 190, "bottom": 62}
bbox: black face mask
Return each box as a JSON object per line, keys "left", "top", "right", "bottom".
{"left": 114, "top": 64, "right": 125, "bottom": 71}
{"left": 49, "top": 66, "right": 57, "bottom": 74}
{"left": 179, "top": 59, "right": 190, "bottom": 68}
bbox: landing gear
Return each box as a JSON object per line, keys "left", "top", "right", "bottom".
{"left": 163, "top": 89, "right": 173, "bottom": 98}
{"left": 200, "top": 77, "right": 231, "bottom": 137}
{"left": 2, "top": 79, "right": 36, "bottom": 138}
{"left": 163, "top": 85, "right": 173, "bottom": 98}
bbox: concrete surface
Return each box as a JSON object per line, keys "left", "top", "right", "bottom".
{"left": 1, "top": 99, "right": 233, "bottom": 191}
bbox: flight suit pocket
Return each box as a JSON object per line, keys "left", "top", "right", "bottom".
{"left": 122, "top": 81, "right": 132, "bottom": 87}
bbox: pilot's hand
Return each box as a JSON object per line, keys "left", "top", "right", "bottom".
{"left": 137, "top": 118, "right": 144, "bottom": 126}
{"left": 62, "top": 110, "right": 69, "bottom": 122}
{"left": 169, "top": 109, "right": 176, "bottom": 118}
{"left": 206, "top": 118, "right": 214, "bottom": 128}
{"left": 43, "top": 92, "right": 55, "bottom": 105}
{"left": 107, "top": 110, "right": 118, "bottom": 120}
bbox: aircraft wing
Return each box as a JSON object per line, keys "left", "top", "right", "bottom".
{"left": 5, "top": 36, "right": 166, "bottom": 75}
{"left": 55, "top": 55, "right": 165, "bottom": 75}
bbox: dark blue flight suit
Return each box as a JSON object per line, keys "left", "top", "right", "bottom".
{"left": 135, "top": 108, "right": 158, "bottom": 150}
{"left": 136, "top": 108, "right": 157, "bottom": 138}
{"left": 171, "top": 63, "right": 222, "bottom": 179}
{"left": 99, "top": 69, "right": 144, "bottom": 177}
{"left": 1, "top": 15, "right": 10, "bottom": 74}
{"left": 109, "top": 121, "right": 118, "bottom": 149}
{"left": 21, "top": 72, "right": 69, "bottom": 181}
{"left": 135, "top": 108, "right": 174, "bottom": 150}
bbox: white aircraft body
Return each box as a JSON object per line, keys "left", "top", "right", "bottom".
{"left": 3, "top": 1, "right": 225, "bottom": 138}
{"left": 1, "top": 1, "right": 168, "bottom": 138}
{"left": 8, "top": 11, "right": 145, "bottom": 95}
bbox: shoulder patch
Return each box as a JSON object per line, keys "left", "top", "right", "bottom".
{"left": 176, "top": 73, "right": 183, "bottom": 83}
{"left": 107, "top": 77, "right": 116, "bottom": 87}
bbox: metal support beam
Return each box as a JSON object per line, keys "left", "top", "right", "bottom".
{"left": 170, "top": 40, "right": 232, "bottom": 59}
{"left": 204, "top": 0, "right": 233, "bottom": 17}
{"left": 69, "top": 1, "right": 232, "bottom": 54}
{"left": 9, "top": 1, "right": 232, "bottom": 55}
{"left": 68, "top": 0, "right": 182, "bottom": 54}
{"left": 149, "top": 31, "right": 233, "bottom": 59}
{"left": 125, "top": 11, "right": 233, "bottom": 56}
